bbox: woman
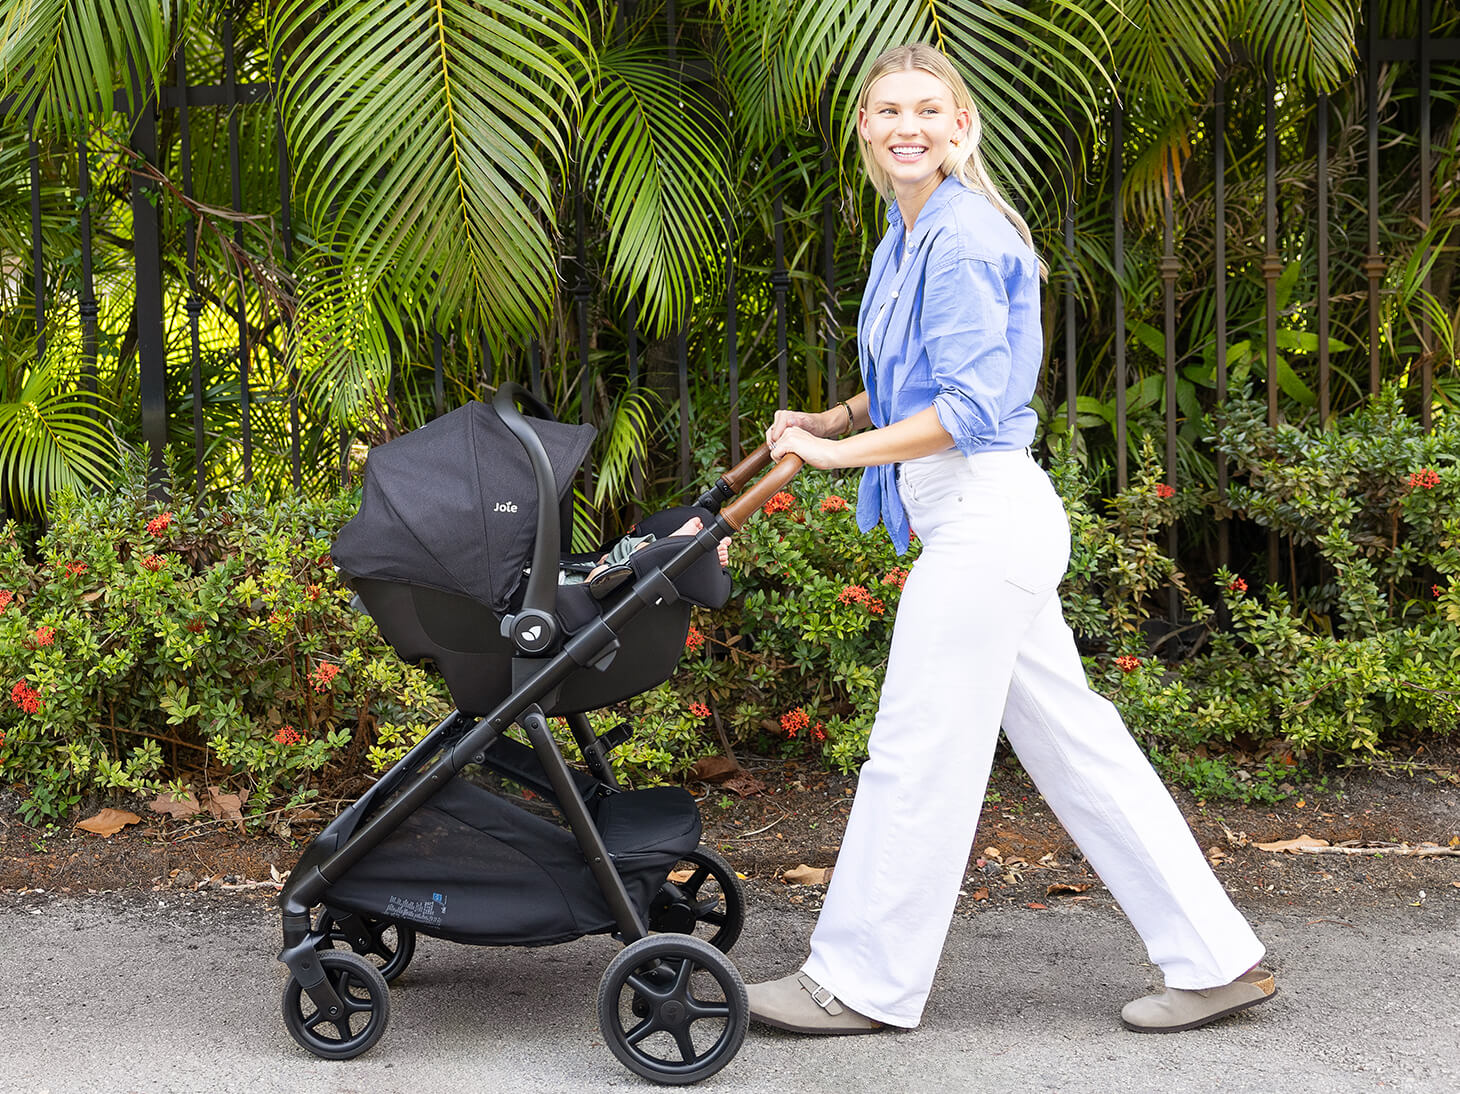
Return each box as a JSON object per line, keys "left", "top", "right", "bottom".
{"left": 749, "top": 43, "right": 1275, "bottom": 1037}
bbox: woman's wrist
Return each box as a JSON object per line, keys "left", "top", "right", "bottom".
{"left": 829, "top": 401, "right": 856, "bottom": 437}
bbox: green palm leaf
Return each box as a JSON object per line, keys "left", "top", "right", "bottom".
{"left": 1097, "top": 0, "right": 1228, "bottom": 109}
{"left": 1239, "top": 0, "right": 1358, "bottom": 90}
{"left": 0, "top": 0, "right": 176, "bottom": 134}
{"left": 286, "top": 247, "right": 397, "bottom": 429}
{"left": 265, "top": 0, "right": 592, "bottom": 347}
{"left": 0, "top": 360, "right": 116, "bottom": 511}
{"left": 580, "top": 44, "right": 734, "bottom": 335}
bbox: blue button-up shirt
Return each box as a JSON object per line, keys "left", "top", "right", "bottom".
{"left": 855, "top": 175, "right": 1043, "bottom": 553}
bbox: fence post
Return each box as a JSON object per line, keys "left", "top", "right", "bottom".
{"left": 129, "top": 73, "right": 168, "bottom": 487}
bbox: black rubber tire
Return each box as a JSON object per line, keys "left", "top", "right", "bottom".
{"left": 597, "top": 934, "right": 748, "bottom": 1085}
{"left": 282, "top": 949, "right": 391, "bottom": 1060}
{"left": 314, "top": 907, "right": 417, "bottom": 982}
{"left": 648, "top": 846, "right": 745, "bottom": 953}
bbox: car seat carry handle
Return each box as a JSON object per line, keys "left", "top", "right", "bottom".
{"left": 719, "top": 452, "right": 803, "bottom": 531}
{"left": 494, "top": 382, "right": 562, "bottom": 653}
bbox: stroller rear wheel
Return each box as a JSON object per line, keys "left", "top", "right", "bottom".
{"left": 597, "top": 934, "right": 747, "bottom": 1085}
{"left": 649, "top": 846, "right": 745, "bottom": 952}
{"left": 313, "top": 907, "right": 416, "bottom": 982}
{"left": 282, "top": 949, "right": 391, "bottom": 1060}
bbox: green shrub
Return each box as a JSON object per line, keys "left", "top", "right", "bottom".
{"left": 0, "top": 459, "right": 447, "bottom": 825}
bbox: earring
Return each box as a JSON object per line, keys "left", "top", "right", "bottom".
{"left": 950, "top": 135, "right": 962, "bottom": 147}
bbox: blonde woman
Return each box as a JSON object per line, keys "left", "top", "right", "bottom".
{"left": 751, "top": 43, "right": 1275, "bottom": 1036}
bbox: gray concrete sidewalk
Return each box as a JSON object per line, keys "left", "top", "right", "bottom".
{"left": 1, "top": 887, "right": 1455, "bottom": 1094}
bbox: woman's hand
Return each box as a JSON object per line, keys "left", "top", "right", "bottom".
{"left": 765, "top": 408, "right": 833, "bottom": 447}
{"left": 769, "top": 425, "right": 841, "bottom": 469}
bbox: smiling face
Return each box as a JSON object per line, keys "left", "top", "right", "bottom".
{"left": 858, "top": 68, "right": 970, "bottom": 220}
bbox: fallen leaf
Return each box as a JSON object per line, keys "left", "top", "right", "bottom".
{"left": 76, "top": 809, "right": 141, "bottom": 837}
{"left": 149, "top": 790, "right": 202, "bottom": 818}
{"left": 1025, "top": 902, "right": 1048, "bottom": 910}
{"left": 721, "top": 771, "right": 766, "bottom": 798}
{"left": 668, "top": 868, "right": 694, "bottom": 884}
{"left": 80, "top": 588, "right": 105, "bottom": 603}
{"left": 782, "top": 864, "right": 832, "bottom": 886}
{"left": 1254, "top": 835, "right": 1331, "bottom": 853}
{"left": 982, "top": 846, "right": 1002, "bottom": 860}
{"left": 688, "top": 755, "right": 740, "bottom": 783}
{"left": 1046, "top": 882, "right": 1091, "bottom": 897}
{"left": 970, "top": 887, "right": 990, "bottom": 902}
{"left": 202, "top": 786, "right": 247, "bottom": 831}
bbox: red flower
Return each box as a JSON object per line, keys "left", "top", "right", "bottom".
{"left": 881, "top": 568, "right": 908, "bottom": 589}
{"left": 63, "top": 561, "right": 88, "bottom": 577}
{"left": 187, "top": 619, "right": 206, "bottom": 633}
{"left": 684, "top": 626, "right": 706, "bottom": 653}
{"left": 688, "top": 702, "right": 711, "bottom": 719}
{"left": 34, "top": 626, "right": 55, "bottom": 647}
{"left": 310, "top": 661, "right": 341, "bottom": 692}
{"left": 140, "top": 554, "right": 165, "bottom": 572}
{"left": 1227, "top": 577, "right": 1248, "bottom": 594}
{"left": 780, "top": 708, "right": 810, "bottom": 736}
{"left": 304, "top": 584, "right": 323, "bottom": 601}
{"left": 811, "top": 722, "right": 827, "bottom": 743}
{"left": 1408, "top": 468, "right": 1441, "bottom": 490}
{"left": 0, "top": 590, "right": 12, "bottom": 612}
{"left": 9, "top": 679, "right": 42, "bottom": 714}
{"left": 819, "top": 495, "right": 848, "bottom": 513}
{"left": 868, "top": 598, "right": 886, "bottom": 614}
{"left": 145, "top": 511, "right": 174, "bottom": 537}
{"left": 1155, "top": 483, "right": 1176, "bottom": 500}
{"left": 0, "top": 729, "right": 6, "bottom": 750}
{"left": 1434, "top": 584, "right": 1446, "bottom": 599}
{"left": 837, "top": 584, "right": 870, "bottom": 605}
{"left": 273, "top": 725, "right": 302, "bottom": 746}
{"left": 1115, "top": 655, "right": 1143, "bottom": 673}
{"left": 269, "top": 610, "right": 292, "bottom": 628}
{"left": 762, "top": 491, "right": 795, "bottom": 516}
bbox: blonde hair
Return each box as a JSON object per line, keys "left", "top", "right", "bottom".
{"left": 856, "top": 43, "right": 1037, "bottom": 258}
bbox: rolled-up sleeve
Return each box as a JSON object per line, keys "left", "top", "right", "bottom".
{"left": 921, "top": 257, "right": 1012, "bottom": 455}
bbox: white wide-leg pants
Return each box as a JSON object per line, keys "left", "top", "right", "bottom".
{"left": 801, "top": 448, "right": 1264, "bottom": 1028}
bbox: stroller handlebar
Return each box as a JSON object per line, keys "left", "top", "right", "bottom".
{"left": 718, "top": 443, "right": 773, "bottom": 494}
{"left": 720, "top": 452, "right": 803, "bottom": 531}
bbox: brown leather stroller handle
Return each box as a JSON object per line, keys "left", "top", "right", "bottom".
{"left": 721, "top": 453, "right": 804, "bottom": 530}
{"left": 719, "top": 443, "right": 773, "bottom": 494}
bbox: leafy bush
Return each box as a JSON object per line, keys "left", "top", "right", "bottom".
{"left": 0, "top": 459, "right": 446, "bottom": 824}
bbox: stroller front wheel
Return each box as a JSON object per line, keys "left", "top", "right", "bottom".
{"left": 597, "top": 934, "right": 748, "bottom": 1085}
{"left": 282, "top": 949, "right": 391, "bottom": 1060}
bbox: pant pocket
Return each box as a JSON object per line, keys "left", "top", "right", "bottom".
{"left": 1002, "top": 486, "right": 1071, "bottom": 595}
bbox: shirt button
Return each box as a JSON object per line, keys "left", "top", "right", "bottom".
{"left": 891, "top": 290, "right": 899, "bottom": 299}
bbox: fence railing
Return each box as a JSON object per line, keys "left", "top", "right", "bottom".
{"left": 5, "top": 8, "right": 1457, "bottom": 600}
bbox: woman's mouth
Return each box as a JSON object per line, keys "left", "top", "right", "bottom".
{"left": 890, "top": 145, "right": 926, "bottom": 162}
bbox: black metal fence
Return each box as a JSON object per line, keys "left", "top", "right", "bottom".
{"left": 6, "top": 6, "right": 1458, "bottom": 571}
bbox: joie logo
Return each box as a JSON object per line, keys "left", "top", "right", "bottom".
{"left": 494, "top": 501, "right": 519, "bottom": 513}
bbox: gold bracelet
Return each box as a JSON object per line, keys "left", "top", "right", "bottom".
{"left": 837, "top": 400, "right": 855, "bottom": 436}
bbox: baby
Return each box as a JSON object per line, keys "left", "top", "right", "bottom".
{"left": 563, "top": 516, "right": 730, "bottom": 586}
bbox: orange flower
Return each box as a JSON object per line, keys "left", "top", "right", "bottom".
{"left": 780, "top": 708, "right": 810, "bottom": 736}
{"left": 1227, "top": 577, "right": 1248, "bottom": 594}
{"left": 1155, "top": 483, "right": 1175, "bottom": 499}
{"left": 310, "top": 662, "right": 341, "bottom": 692}
{"left": 34, "top": 626, "right": 55, "bottom": 647}
{"left": 881, "top": 568, "right": 908, "bottom": 589}
{"left": 684, "top": 626, "right": 706, "bottom": 653}
{"left": 140, "top": 554, "right": 165, "bottom": 572}
{"left": 762, "top": 491, "right": 795, "bottom": 516}
{"left": 688, "top": 702, "right": 711, "bottom": 719}
{"left": 145, "top": 511, "right": 174, "bottom": 536}
{"left": 819, "top": 495, "right": 848, "bottom": 513}
{"left": 1115, "top": 655, "right": 1143, "bottom": 673}
{"left": 1409, "top": 468, "right": 1441, "bottom": 490}
{"left": 0, "top": 590, "right": 12, "bottom": 612}
{"left": 273, "top": 725, "right": 302, "bottom": 746}
{"left": 837, "top": 584, "right": 870, "bottom": 605}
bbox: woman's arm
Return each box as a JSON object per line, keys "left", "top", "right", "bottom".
{"left": 768, "top": 404, "right": 953, "bottom": 470}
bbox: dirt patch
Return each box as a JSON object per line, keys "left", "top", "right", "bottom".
{"left": 3, "top": 742, "right": 1458, "bottom": 920}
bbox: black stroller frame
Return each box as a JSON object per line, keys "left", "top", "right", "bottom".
{"left": 276, "top": 384, "right": 800, "bottom": 1084}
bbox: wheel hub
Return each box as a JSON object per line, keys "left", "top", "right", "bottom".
{"left": 660, "top": 999, "right": 685, "bottom": 1025}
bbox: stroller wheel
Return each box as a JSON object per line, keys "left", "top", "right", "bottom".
{"left": 597, "top": 934, "right": 748, "bottom": 1085}
{"left": 649, "top": 846, "right": 745, "bottom": 953}
{"left": 282, "top": 949, "right": 390, "bottom": 1060}
{"left": 314, "top": 908, "right": 417, "bottom": 982}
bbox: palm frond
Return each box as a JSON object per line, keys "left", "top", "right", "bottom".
{"left": 0, "top": 359, "right": 116, "bottom": 511}
{"left": 591, "top": 384, "right": 657, "bottom": 510}
{"left": 0, "top": 0, "right": 177, "bottom": 134}
{"left": 1101, "top": 0, "right": 1228, "bottom": 110}
{"left": 265, "top": 0, "right": 592, "bottom": 347}
{"left": 1239, "top": 0, "right": 1358, "bottom": 90}
{"left": 580, "top": 44, "right": 733, "bottom": 336}
{"left": 286, "top": 247, "right": 397, "bottom": 429}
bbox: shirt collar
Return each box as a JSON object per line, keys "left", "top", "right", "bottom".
{"left": 883, "top": 174, "right": 966, "bottom": 241}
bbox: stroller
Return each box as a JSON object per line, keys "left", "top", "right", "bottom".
{"left": 275, "top": 384, "right": 799, "bottom": 1084}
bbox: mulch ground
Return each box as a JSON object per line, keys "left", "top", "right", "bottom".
{"left": 3, "top": 740, "right": 1458, "bottom": 919}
